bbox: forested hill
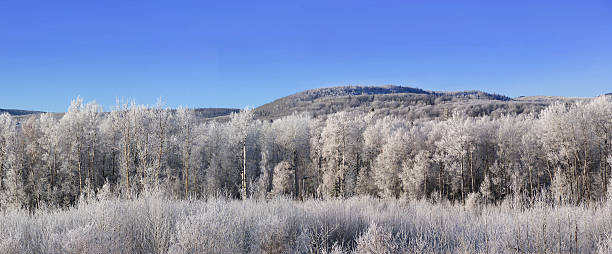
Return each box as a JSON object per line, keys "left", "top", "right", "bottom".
{"left": 253, "top": 85, "right": 560, "bottom": 121}
{"left": 192, "top": 108, "right": 240, "bottom": 118}
{"left": 0, "top": 108, "right": 43, "bottom": 116}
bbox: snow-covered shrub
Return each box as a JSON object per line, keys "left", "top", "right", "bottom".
{"left": 354, "top": 222, "right": 398, "bottom": 254}
{"left": 1, "top": 195, "right": 611, "bottom": 253}
{"left": 465, "top": 192, "right": 482, "bottom": 212}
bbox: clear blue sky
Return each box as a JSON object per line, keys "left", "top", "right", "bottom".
{"left": 1, "top": 0, "right": 611, "bottom": 112}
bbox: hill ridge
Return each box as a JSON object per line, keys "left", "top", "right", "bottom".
{"left": 253, "top": 85, "right": 517, "bottom": 120}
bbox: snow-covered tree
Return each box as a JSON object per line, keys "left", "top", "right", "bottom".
{"left": 0, "top": 113, "right": 25, "bottom": 209}
{"left": 359, "top": 116, "right": 406, "bottom": 196}
{"left": 434, "top": 112, "right": 477, "bottom": 202}
{"left": 176, "top": 107, "right": 196, "bottom": 197}
{"left": 38, "top": 113, "right": 62, "bottom": 204}
{"left": 270, "top": 113, "right": 311, "bottom": 198}
{"left": 271, "top": 161, "right": 294, "bottom": 196}
{"left": 479, "top": 173, "right": 494, "bottom": 204}
{"left": 402, "top": 150, "right": 432, "bottom": 199}
{"left": 319, "top": 111, "right": 365, "bottom": 198}
{"left": 57, "top": 98, "right": 102, "bottom": 201}
{"left": 227, "top": 108, "right": 261, "bottom": 199}
{"left": 111, "top": 100, "right": 137, "bottom": 197}
{"left": 373, "top": 128, "right": 412, "bottom": 199}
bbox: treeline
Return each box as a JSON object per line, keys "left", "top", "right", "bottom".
{"left": 1, "top": 96, "right": 612, "bottom": 210}
{"left": 254, "top": 86, "right": 545, "bottom": 121}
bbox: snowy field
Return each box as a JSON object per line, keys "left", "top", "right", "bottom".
{"left": 1, "top": 193, "right": 611, "bottom": 253}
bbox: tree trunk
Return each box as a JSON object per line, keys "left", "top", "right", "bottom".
{"left": 572, "top": 155, "right": 578, "bottom": 203}
{"left": 184, "top": 150, "right": 189, "bottom": 198}
{"left": 157, "top": 117, "right": 165, "bottom": 184}
{"left": 583, "top": 146, "right": 590, "bottom": 202}
{"left": 460, "top": 154, "right": 465, "bottom": 203}
{"left": 546, "top": 159, "right": 554, "bottom": 185}
{"left": 241, "top": 140, "right": 247, "bottom": 200}
{"left": 124, "top": 137, "right": 130, "bottom": 196}
{"left": 77, "top": 143, "right": 82, "bottom": 195}
{"left": 470, "top": 150, "right": 475, "bottom": 193}
{"left": 293, "top": 150, "right": 299, "bottom": 199}
{"left": 528, "top": 165, "right": 534, "bottom": 197}
{"left": 89, "top": 143, "right": 95, "bottom": 192}
{"left": 51, "top": 152, "right": 56, "bottom": 192}
{"left": 439, "top": 162, "right": 443, "bottom": 200}
{"left": 0, "top": 149, "right": 4, "bottom": 190}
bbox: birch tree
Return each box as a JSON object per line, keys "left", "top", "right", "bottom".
{"left": 320, "top": 111, "right": 365, "bottom": 198}
{"left": 177, "top": 107, "right": 196, "bottom": 197}
{"left": 0, "top": 113, "right": 25, "bottom": 209}
{"left": 271, "top": 113, "right": 311, "bottom": 199}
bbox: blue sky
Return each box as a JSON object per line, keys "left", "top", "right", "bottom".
{"left": 1, "top": 0, "right": 611, "bottom": 112}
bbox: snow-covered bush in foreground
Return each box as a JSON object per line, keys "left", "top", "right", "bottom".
{"left": 1, "top": 195, "right": 611, "bottom": 253}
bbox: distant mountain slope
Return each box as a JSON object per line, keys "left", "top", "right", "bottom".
{"left": 2, "top": 107, "right": 238, "bottom": 119}
{"left": 253, "top": 85, "right": 542, "bottom": 121}
{"left": 0, "top": 108, "right": 43, "bottom": 116}
{"left": 193, "top": 108, "right": 240, "bottom": 118}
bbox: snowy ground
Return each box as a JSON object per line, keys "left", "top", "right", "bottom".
{"left": 1, "top": 194, "right": 611, "bottom": 253}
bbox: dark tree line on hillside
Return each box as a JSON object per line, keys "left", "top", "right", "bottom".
{"left": 1, "top": 96, "right": 612, "bottom": 210}
{"left": 253, "top": 86, "right": 536, "bottom": 121}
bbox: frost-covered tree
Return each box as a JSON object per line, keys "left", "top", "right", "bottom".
{"left": 110, "top": 100, "right": 137, "bottom": 196}
{"left": 359, "top": 116, "right": 406, "bottom": 196}
{"left": 538, "top": 101, "right": 603, "bottom": 204}
{"left": 319, "top": 111, "right": 365, "bottom": 198}
{"left": 152, "top": 100, "right": 171, "bottom": 180}
{"left": 176, "top": 107, "right": 196, "bottom": 197}
{"left": 496, "top": 114, "right": 528, "bottom": 199}
{"left": 479, "top": 173, "right": 494, "bottom": 204}
{"left": 57, "top": 98, "right": 102, "bottom": 201}
{"left": 270, "top": 113, "right": 311, "bottom": 198}
{"left": 0, "top": 113, "right": 25, "bottom": 209}
{"left": 402, "top": 150, "right": 432, "bottom": 199}
{"left": 308, "top": 119, "right": 325, "bottom": 198}
{"left": 435, "top": 113, "right": 477, "bottom": 202}
{"left": 227, "top": 108, "right": 261, "bottom": 199}
{"left": 21, "top": 116, "right": 45, "bottom": 209}
{"left": 552, "top": 167, "right": 571, "bottom": 204}
{"left": 271, "top": 161, "right": 294, "bottom": 196}
{"left": 373, "top": 128, "right": 412, "bottom": 199}
{"left": 520, "top": 115, "right": 546, "bottom": 197}
{"left": 82, "top": 101, "right": 103, "bottom": 193}
{"left": 199, "top": 122, "right": 233, "bottom": 196}
{"left": 38, "top": 113, "right": 62, "bottom": 204}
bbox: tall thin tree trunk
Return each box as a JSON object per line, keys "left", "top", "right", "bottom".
{"left": 89, "top": 143, "right": 95, "bottom": 192}
{"left": 583, "top": 146, "right": 590, "bottom": 202}
{"left": 546, "top": 159, "right": 554, "bottom": 185}
{"left": 460, "top": 154, "right": 465, "bottom": 203}
{"left": 124, "top": 135, "right": 130, "bottom": 196}
{"left": 572, "top": 155, "right": 579, "bottom": 203}
{"left": 293, "top": 150, "right": 299, "bottom": 199}
{"left": 439, "top": 162, "right": 443, "bottom": 200}
{"left": 0, "top": 149, "right": 4, "bottom": 190}
{"left": 77, "top": 143, "right": 82, "bottom": 195}
{"left": 528, "top": 165, "right": 534, "bottom": 197}
{"left": 157, "top": 138, "right": 163, "bottom": 183}
{"left": 470, "top": 150, "right": 475, "bottom": 193}
{"left": 184, "top": 150, "right": 190, "bottom": 198}
{"left": 241, "top": 140, "right": 247, "bottom": 200}
{"left": 51, "top": 152, "right": 56, "bottom": 191}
